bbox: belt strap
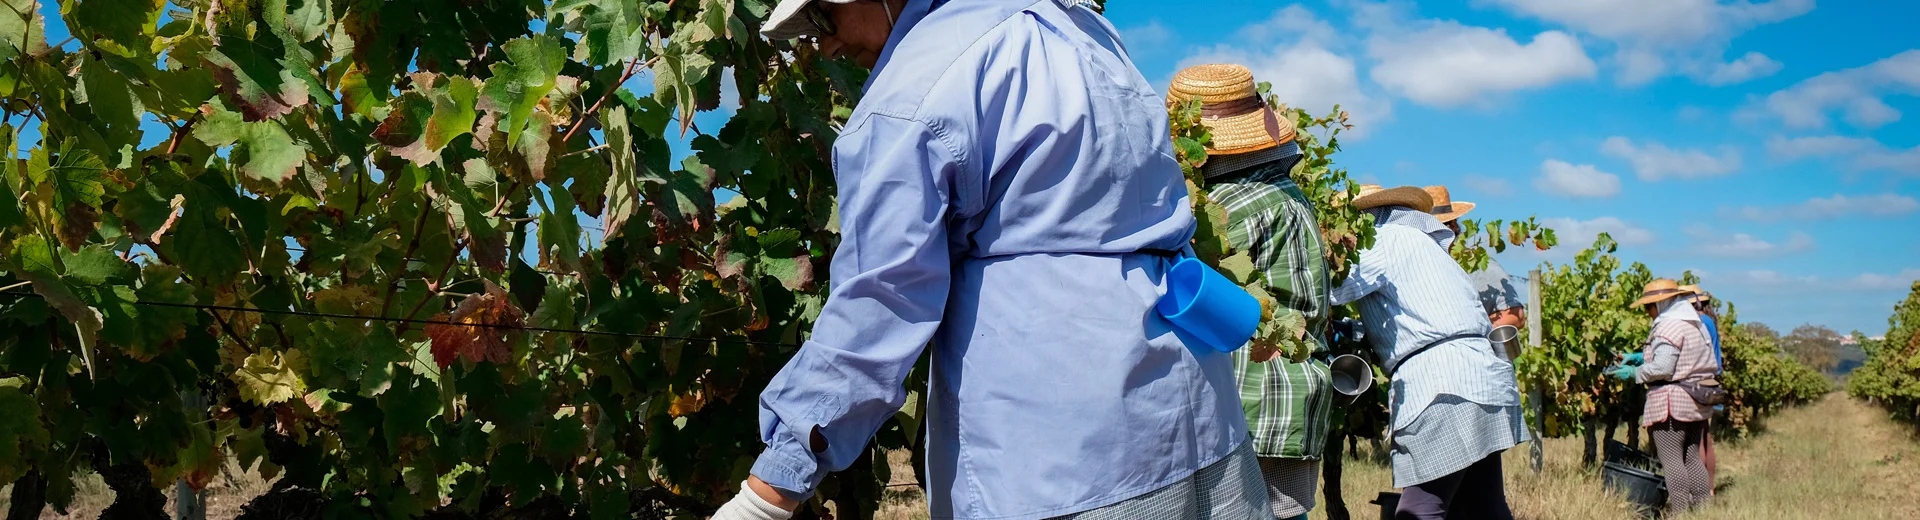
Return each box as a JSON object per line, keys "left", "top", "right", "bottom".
{"left": 1386, "top": 333, "right": 1485, "bottom": 374}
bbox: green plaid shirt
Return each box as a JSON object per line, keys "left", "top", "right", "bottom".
{"left": 1206, "top": 157, "right": 1334, "bottom": 459}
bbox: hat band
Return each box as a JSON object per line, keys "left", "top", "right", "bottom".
{"left": 1200, "top": 97, "right": 1290, "bottom": 148}
{"left": 1640, "top": 288, "right": 1684, "bottom": 301}
{"left": 1434, "top": 203, "right": 1453, "bottom": 213}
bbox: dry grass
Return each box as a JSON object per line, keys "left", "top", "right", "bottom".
{"left": 0, "top": 461, "right": 274, "bottom": 520}
{"left": 1674, "top": 394, "right": 1920, "bottom": 520}
{"left": 10, "top": 395, "right": 1915, "bottom": 519}
{"left": 1312, "top": 426, "right": 1645, "bottom": 520}
{"left": 883, "top": 394, "right": 1920, "bottom": 520}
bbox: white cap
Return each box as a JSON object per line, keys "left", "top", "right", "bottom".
{"left": 762, "top": 0, "right": 861, "bottom": 41}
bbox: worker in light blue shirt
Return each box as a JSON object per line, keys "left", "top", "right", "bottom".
{"left": 711, "top": 1, "right": 1266, "bottom": 519}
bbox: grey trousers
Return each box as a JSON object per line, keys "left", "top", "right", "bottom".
{"left": 1050, "top": 441, "right": 1270, "bottom": 520}
{"left": 1650, "top": 420, "right": 1710, "bottom": 512}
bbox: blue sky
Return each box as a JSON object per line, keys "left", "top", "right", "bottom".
{"left": 1104, "top": 0, "right": 1920, "bottom": 336}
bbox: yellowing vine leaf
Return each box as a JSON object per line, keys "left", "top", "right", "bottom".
{"left": 235, "top": 350, "right": 306, "bottom": 405}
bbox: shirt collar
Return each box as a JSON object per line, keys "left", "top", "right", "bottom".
{"left": 1368, "top": 206, "right": 1456, "bottom": 247}
{"left": 864, "top": 0, "right": 938, "bottom": 90}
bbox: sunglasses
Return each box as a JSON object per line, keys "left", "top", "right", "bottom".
{"left": 804, "top": 2, "right": 837, "bottom": 37}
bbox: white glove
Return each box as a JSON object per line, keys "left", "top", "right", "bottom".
{"left": 710, "top": 480, "right": 796, "bottom": 520}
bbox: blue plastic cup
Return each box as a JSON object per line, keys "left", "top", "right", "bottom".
{"left": 1157, "top": 257, "right": 1262, "bottom": 352}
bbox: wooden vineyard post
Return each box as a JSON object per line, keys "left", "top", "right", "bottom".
{"left": 1528, "top": 269, "right": 1545, "bottom": 474}
{"left": 175, "top": 391, "right": 206, "bottom": 520}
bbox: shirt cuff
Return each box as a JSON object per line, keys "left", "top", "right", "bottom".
{"left": 750, "top": 443, "right": 824, "bottom": 501}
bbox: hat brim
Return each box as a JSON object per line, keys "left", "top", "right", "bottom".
{"left": 1431, "top": 201, "right": 1476, "bottom": 223}
{"left": 1197, "top": 107, "right": 1294, "bottom": 155}
{"left": 1353, "top": 186, "right": 1435, "bottom": 213}
{"left": 1631, "top": 288, "right": 1689, "bottom": 307}
{"left": 761, "top": 0, "right": 859, "bottom": 40}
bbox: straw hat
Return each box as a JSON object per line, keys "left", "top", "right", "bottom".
{"left": 1352, "top": 184, "right": 1434, "bottom": 212}
{"left": 1167, "top": 64, "right": 1297, "bottom": 155}
{"left": 1682, "top": 285, "right": 1712, "bottom": 302}
{"left": 761, "top": 0, "right": 860, "bottom": 40}
{"left": 1422, "top": 186, "right": 1476, "bottom": 223}
{"left": 1632, "top": 279, "right": 1691, "bottom": 307}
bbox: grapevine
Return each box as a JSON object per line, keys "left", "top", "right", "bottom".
{"left": 0, "top": 0, "right": 897, "bottom": 517}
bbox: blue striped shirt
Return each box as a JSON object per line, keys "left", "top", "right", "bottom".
{"left": 1331, "top": 207, "right": 1521, "bottom": 431}
{"left": 751, "top": 1, "right": 1244, "bottom": 519}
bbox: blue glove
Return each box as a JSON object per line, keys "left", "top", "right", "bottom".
{"left": 1605, "top": 365, "right": 1638, "bottom": 381}
{"left": 1621, "top": 353, "right": 1644, "bottom": 366}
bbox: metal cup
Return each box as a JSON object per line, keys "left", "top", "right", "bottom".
{"left": 1328, "top": 354, "right": 1373, "bottom": 406}
{"left": 1489, "top": 325, "right": 1522, "bottom": 361}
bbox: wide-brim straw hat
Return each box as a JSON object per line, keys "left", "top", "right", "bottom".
{"left": 1633, "top": 279, "right": 1691, "bottom": 307}
{"left": 761, "top": 0, "right": 859, "bottom": 40}
{"left": 1682, "top": 285, "right": 1712, "bottom": 302}
{"left": 1352, "top": 184, "right": 1434, "bottom": 212}
{"left": 1167, "top": 64, "right": 1297, "bottom": 155}
{"left": 1422, "top": 185, "right": 1476, "bottom": 223}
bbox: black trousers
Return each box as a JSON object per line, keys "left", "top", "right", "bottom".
{"left": 1395, "top": 452, "right": 1514, "bottom": 520}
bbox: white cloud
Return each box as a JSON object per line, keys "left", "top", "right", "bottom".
{"left": 1599, "top": 136, "right": 1742, "bottom": 181}
{"left": 1367, "top": 22, "right": 1596, "bottom": 107}
{"left": 1764, "top": 135, "right": 1878, "bottom": 158}
{"left": 1723, "top": 194, "right": 1920, "bottom": 222}
{"left": 1480, "top": 0, "right": 1812, "bottom": 44}
{"left": 1482, "top": 0, "right": 1811, "bottom": 86}
{"left": 1686, "top": 227, "right": 1815, "bottom": 258}
{"left": 1676, "top": 106, "right": 1709, "bottom": 122}
{"left": 1460, "top": 174, "right": 1515, "bottom": 197}
{"left": 1697, "top": 51, "right": 1783, "bottom": 85}
{"left": 1855, "top": 146, "right": 1920, "bottom": 175}
{"left": 1766, "top": 135, "right": 1920, "bottom": 175}
{"left": 1762, "top": 50, "right": 1920, "bottom": 130}
{"left": 1533, "top": 159, "right": 1622, "bottom": 198}
{"left": 1238, "top": 5, "right": 1341, "bottom": 47}
{"left": 1177, "top": 7, "right": 1391, "bottom": 135}
{"left": 1707, "top": 268, "right": 1920, "bottom": 293}
{"left": 1540, "top": 216, "right": 1657, "bottom": 249}
{"left": 1849, "top": 269, "right": 1920, "bottom": 292}
{"left": 1121, "top": 20, "right": 1176, "bottom": 50}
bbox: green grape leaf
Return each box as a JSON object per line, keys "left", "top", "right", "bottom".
{"left": 1217, "top": 251, "right": 1257, "bottom": 286}
{"left": 75, "top": 55, "right": 145, "bottom": 144}
{"left": 377, "top": 75, "right": 479, "bottom": 165}
{"left": 564, "top": 146, "right": 612, "bottom": 218}
{"left": 205, "top": 26, "right": 314, "bottom": 121}
{"left": 234, "top": 349, "right": 306, "bottom": 405}
{"left": 650, "top": 156, "right": 715, "bottom": 236}
{"left": 26, "top": 141, "right": 107, "bottom": 250}
{"left": 652, "top": 34, "right": 714, "bottom": 138}
{"left": 539, "top": 186, "right": 583, "bottom": 273}
{"left": 0, "top": 386, "right": 50, "bottom": 484}
{"left": 340, "top": 68, "right": 389, "bottom": 118}
{"left": 66, "top": 0, "right": 163, "bottom": 57}
{"left": 0, "top": 0, "right": 48, "bottom": 58}
{"left": 374, "top": 91, "right": 435, "bottom": 163}
{"left": 60, "top": 245, "right": 135, "bottom": 286}
{"left": 194, "top": 105, "right": 307, "bottom": 182}
{"left": 577, "top": 0, "right": 647, "bottom": 66}
{"left": 529, "top": 281, "right": 576, "bottom": 330}
{"left": 601, "top": 105, "right": 640, "bottom": 241}
{"left": 479, "top": 35, "right": 567, "bottom": 148}
{"left": 687, "top": 0, "right": 733, "bottom": 44}
{"left": 281, "top": 0, "right": 332, "bottom": 43}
